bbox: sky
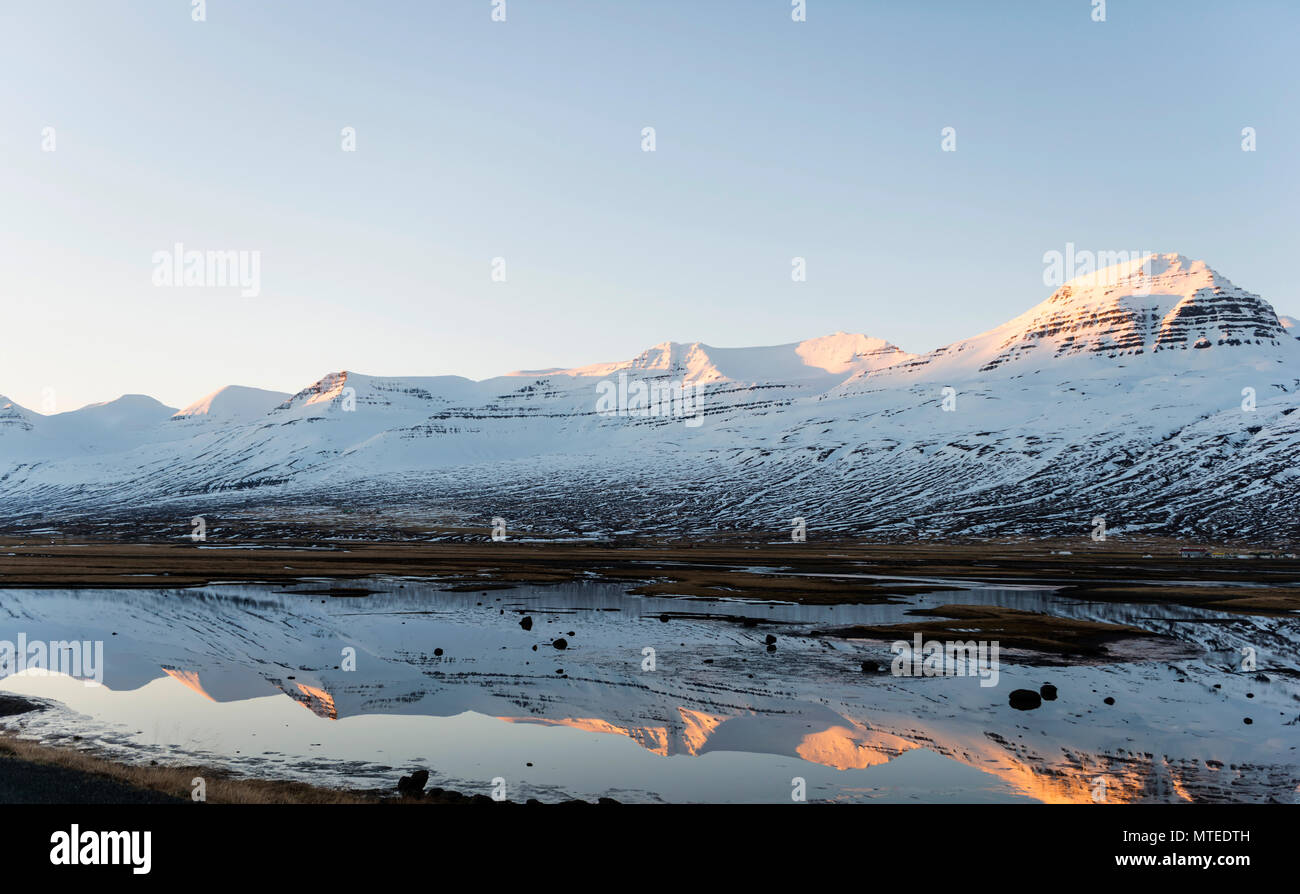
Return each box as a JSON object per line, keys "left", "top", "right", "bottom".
{"left": 1, "top": 0, "right": 1296, "bottom": 412}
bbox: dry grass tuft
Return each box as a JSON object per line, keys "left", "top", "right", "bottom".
{"left": 0, "top": 733, "right": 396, "bottom": 804}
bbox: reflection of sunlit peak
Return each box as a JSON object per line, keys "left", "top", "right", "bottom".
{"left": 497, "top": 716, "right": 672, "bottom": 756}
{"left": 161, "top": 667, "right": 215, "bottom": 702}
{"left": 953, "top": 745, "right": 1193, "bottom": 804}
{"left": 268, "top": 679, "right": 337, "bottom": 720}
{"left": 795, "top": 723, "right": 914, "bottom": 771}
{"left": 676, "top": 708, "right": 727, "bottom": 754}
{"left": 294, "top": 683, "right": 337, "bottom": 720}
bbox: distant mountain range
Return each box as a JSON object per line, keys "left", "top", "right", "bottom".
{"left": 3, "top": 254, "right": 1298, "bottom": 541}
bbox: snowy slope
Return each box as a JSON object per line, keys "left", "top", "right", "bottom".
{"left": 172, "top": 385, "right": 291, "bottom": 421}
{"left": 1, "top": 254, "right": 1297, "bottom": 540}
{"left": 519, "top": 332, "right": 914, "bottom": 385}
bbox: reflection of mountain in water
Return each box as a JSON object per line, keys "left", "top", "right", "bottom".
{"left": 0, "top": 579, "right": 1296, "bottom": 804}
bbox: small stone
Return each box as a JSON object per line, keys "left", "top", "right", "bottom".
{"left": 398, "top": 769, "right": 429, "bottom": 798}
{"left": 1009, "top": 689, "right": 1042, "bottom": 711}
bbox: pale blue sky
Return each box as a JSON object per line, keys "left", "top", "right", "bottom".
{"left": 1, "top": 0, "right": 1296, "bottom": 411}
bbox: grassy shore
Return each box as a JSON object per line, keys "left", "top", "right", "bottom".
{"left": 0, "top": 695, "right": 480, "bottom": 804}
{"left": 0, "top": 535, "right": 1296, "bottom": 615}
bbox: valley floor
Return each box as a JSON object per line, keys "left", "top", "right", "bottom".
{"left": 1, "top": 535, "right": 1297, "bottom": 621}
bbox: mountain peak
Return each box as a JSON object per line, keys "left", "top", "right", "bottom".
{"left": 518, "top": 334, "right": 913, "bottom": 385}
{"left": 279, "top": 371, "right": 352, "bottom": 411}
{"left": 879, "top": 254, "right": 1295, "bottom": 380}
{"left": 173, "top": 385, "right": 293, "bottom": 421}
{"left": 0, "top": 395, "right": 35, "bottom": 433}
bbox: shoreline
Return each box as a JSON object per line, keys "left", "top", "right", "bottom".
{"left": 0, "top": 695, "right": 459, "bottom": 804}
{"left": 0, "top": 697, "right": 623, "bottom": 806}
{"left": 1, "top": 536, "right": 1296, "bottom": 616}
{"left": 1, "top": 537, "right": 1294, "bottom": 803}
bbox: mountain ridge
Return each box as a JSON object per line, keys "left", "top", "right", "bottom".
{"left": 2, "top": 254, "right": 1297, "bottom": 542}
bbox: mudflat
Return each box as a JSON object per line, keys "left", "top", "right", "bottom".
{"left": 0, "top": 537, "right": 1295, "bottom": 620}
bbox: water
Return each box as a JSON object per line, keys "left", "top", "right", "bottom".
{"left": 0, "top": 578, "right": 1296, "bottom": 803}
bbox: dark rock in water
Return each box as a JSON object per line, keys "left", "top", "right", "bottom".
{"left": 1103, "top": 696, "right": 1115, "bottom": 705}
{"left": 1009, "top": 689, "right": 1042, "bottom": 711}
{"left": 1246, "top": 692, "right": 1254, "bottom": 699}
{"left": 1040, "top": 684, "right": 1058, "bottom": 701}
{"left": 1243, "top": 717, "right": 1253, "bottom": 725}
{"left": 519, "top": 616, "right": 533, "bottom": 631}
{"left": 398, "top": 769, "right": 429, "bottom": 798}
{"left": 764, "top": 634, "right": 777, "bottom": 645}
{"left": 552, "top": 638, "right": 568, "bottom": 650}
{"left": 433, "top": 648, "right": 443, "bottom": 656}
{"left": 766, "top": 643, "right": 777, "bottom": 652}
{"left": 861, "top": 660, "right": 880, "bottom": 674}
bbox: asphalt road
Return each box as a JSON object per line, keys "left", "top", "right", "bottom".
{"left": 0, "top": 753, "right": 180, "bottom": 804}
{"left": 0, "top": 694, "right": 179, "bottom": 804}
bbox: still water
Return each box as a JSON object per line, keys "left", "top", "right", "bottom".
{"left": 0, "top": 578, "right": 1296, "bottom": 803}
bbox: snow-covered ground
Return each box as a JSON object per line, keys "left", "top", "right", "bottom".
{"left": 1, "top": 254, "right": 1298, "bottom": 539}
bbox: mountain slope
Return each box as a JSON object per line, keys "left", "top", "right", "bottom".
{"left": 173, "top": 385, "right": 292, "bottom": 421}
{"left": 1, "top": 254, "right": 1296, "bottom": 541}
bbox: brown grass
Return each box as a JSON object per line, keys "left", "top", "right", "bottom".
{"left": 815, "top": 604, "right": 1155, "bottom": 657}
{"left": 0, "top": 733, "right": 420, "bottom": 804}
{"left": 1, "top": 537, "right": 1296, "bottom": 618}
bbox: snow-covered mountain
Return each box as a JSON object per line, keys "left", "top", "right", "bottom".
{"left": 172, "top": 385, "right": 291, "bottom": 422}
{"left": 2, "top": 254, "right": 1297, "bottom": 540}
